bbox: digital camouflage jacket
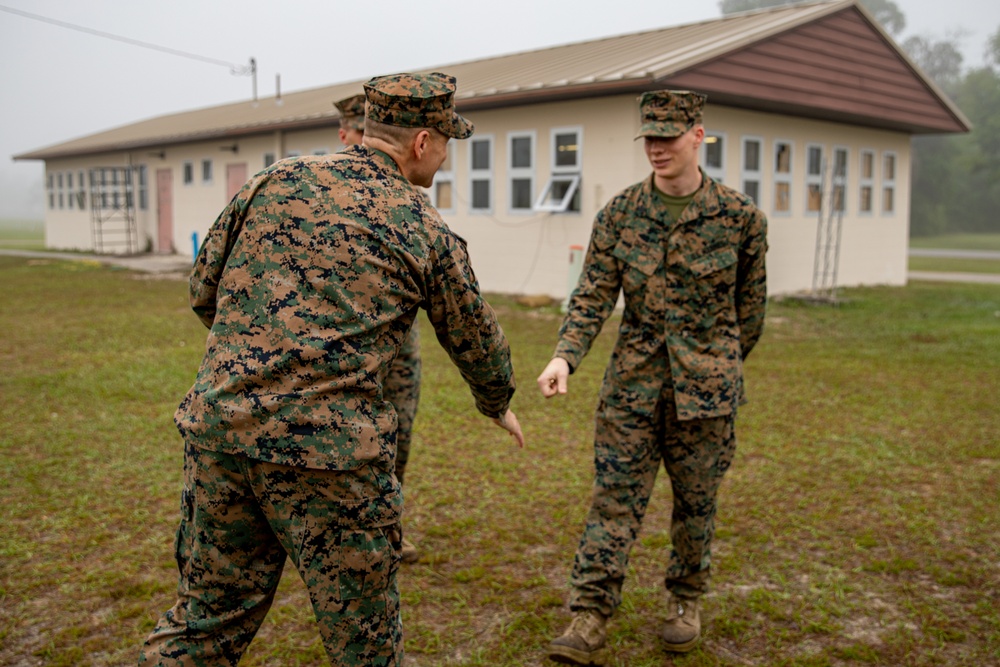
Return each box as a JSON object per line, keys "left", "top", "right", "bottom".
{"left": 176, "top": 146, "right": 516, "bottom": 471}
{"left": 555, "top": 170, "right": 767, "bottom": 421}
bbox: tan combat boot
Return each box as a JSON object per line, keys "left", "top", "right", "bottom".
{"left": 548, "top": 610, "right": 608, "bottom": 665}
{"left": 401, "top": 536, "right": 419, "bottom": 563}
{"left": 661, "top": 594, "right": 700, "bottom": 652}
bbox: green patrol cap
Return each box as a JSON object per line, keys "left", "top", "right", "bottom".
{"left": 334, "top": 93, "right": 366, "bottom": 131}
{"left": 635, "top": 90, "right": 707, "bottom": 140}
{"left": 363, "top": 72, "right": 474, "bottom": 140}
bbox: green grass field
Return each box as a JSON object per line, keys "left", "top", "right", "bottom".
{"left": 1, "top": 255, "right": 997, "bottom": 666}
{"left": 908, "top": 257, "right": 1000, "bottom": 274}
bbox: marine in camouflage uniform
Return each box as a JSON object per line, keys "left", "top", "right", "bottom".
{"left": 139, "top": 72, "right": 523, "bottom": 667}
{"left": 336, "top": 93, "right": 423, "bottom": 562}
{"left": 539, "top": 90, "right": 767, "bottom": 665}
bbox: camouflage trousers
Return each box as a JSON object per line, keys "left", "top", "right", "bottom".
{"left": 569, "top": 384, "right": 736, "bottom": 618}
{"left": 138, "top": 442, "right": 403, "bottom": 666}
{"left": 385, "top": 326, "right": 421, "bottom": 486}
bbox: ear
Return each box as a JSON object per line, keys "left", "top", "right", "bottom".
{"left": 338, "top": 127, "right": 348, "bottom": 144}
{"left": 692, "top": 125, "right": 705, "bottom": 147}
{"left": 413, "top": 129, "right": 432, "bottom": 159}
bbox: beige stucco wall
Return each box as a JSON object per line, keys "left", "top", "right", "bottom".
{"left": 41, "top": 127, "right": 350, "bottom": 258}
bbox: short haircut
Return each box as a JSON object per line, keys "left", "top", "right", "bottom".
{"left": 364, "top": 119, "right": 424, "bottom": 148}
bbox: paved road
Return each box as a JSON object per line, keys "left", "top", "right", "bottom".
{"left": 908, "top": 271, "right": 1000, "bottom": 284}
{"left": 0, "top": 248, "right": 192, "bottom": 274}
{"left": 909, "top": 248, "right": 1000, "bottom": 260}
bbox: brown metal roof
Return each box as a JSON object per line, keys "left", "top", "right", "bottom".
{"left": 15, "top": 0, "right": 968, "bottom": 161}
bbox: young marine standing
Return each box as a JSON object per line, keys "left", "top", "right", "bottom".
{"left": 538, "top": 90, "right": 768, "bottom": 664}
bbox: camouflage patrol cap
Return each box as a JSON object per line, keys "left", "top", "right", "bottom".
{"left": 334, "top": 93, "right": 366, "bottom": 131}
{"left": 635, "top": 90, "right": 707, "bottom": 140}
{"left": 363, "top": 72, "right": 474, "bottom": 140}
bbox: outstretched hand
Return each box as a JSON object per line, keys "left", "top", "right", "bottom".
{"left": 492, "top": 409, "right": 525, "bottom": 448}
{"left": 537, "top": 357, "right": 570, "bottom": 398}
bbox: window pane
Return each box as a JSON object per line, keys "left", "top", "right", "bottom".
{"left": 511, "top": 137, "right": 531, "bottom": 169}
{"left": 436, "top": 181, "right": 453, "bottom": 210}
{"left": 472, "top": 141, "right": 490, "bottom": 170}
{"left": 775, "top": 144, "right": 791, "bottom": 173}
{"left": 440, "top": 147, "right": 452, "bottom": 172}
{"left": 555, "top": 132, "right": 578, "bottom": 168}
{"left": 511, "top": 178, "right": 532, "bottom": 209}
{"left": 744, "top": 140, "right": 760, "bottom": 171}
{"left": 705, "top": 136, "right": 723, "bottom": 169}
{"left": 551, "top": 178, "right": 580, "bottom": 212}
{"left": 472, "top": 179, "right": 490, "bottom": 209}
{"left": 862, "top": 152, "right": 873, "bottom": 179}
{"left": 775, "top": 182, "right": 790, "bottom": 211}
{"left": 807, "top": 184, "right": 822, "bottom": 212}
{"left": 884, "top": 154, "right": 895, "bottom": 180}
{"left": 883, "top": 187, "right": 894, "bottom": 212}
{"left": 860, "top": 186, "right": 872, "bottom": 212}
{"left": 743, "top": 180, "right": 759, "bottom": 203}
{"left": 808, "top": 147, "right": 822, "bottom": 176}
{"left": 834, "top": 149, "right": 848, "bottom": 178}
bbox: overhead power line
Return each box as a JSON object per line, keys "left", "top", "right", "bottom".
{"left": 0, "top": 3, "right": 252, "bottom": 74}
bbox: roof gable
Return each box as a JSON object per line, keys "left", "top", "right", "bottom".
{"left": 663, "top": 5, "right": 967, "bottom": 133}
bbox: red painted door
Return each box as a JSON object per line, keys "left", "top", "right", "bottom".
{"left": 156, "top": 169, "right": 173, "bottom": 254}
{"left": 226, "top": 163, "right": 248, "bottom": 201}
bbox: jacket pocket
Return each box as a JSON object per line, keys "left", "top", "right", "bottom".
{"left": 689, "top": 247, "right": 737, "bottom": 278}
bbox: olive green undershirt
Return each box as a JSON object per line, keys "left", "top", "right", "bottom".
{"left": 654, "top": 185, "right": 697, "bottom": 225}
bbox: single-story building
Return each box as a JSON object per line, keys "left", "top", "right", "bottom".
{"left": 14, "top": 0, "right": 969, "bottom": 297}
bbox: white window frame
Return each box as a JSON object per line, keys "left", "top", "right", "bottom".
{"left": 773, "top": 139, "right": 793, "bottom": 216}
{"left": 740, "top": 135, "right": 763, "bottom": 207}
{"left": 429, "top": 142, "right": 456, "bottom": 214}
{"left": 469, "top": 134, "right": 494, "bottom": 214}
{"left": 66, "top": 171, "right": 75, "bottom": 210}
{"left": 881, "top": 151, "right": 897, "bottom": 215}
{"left": 701, "top": 130, "right": 727, "bottom": 183}
{"left": 859, "top": 148, "right": 875, "bottom": 215}
{"left": 534, "top": 126, "right": 582, "bottom": 214}
{"left": 832, "top": 146, "right": 849, "bottom": 214}
{"left": 507, "top": 130, "right": 535, "bottom": 214}
{"left": 805, "top": 143, "right": 824, "bottom": 214}
{"left": 312, "top": 147, "right": 329, "bottom": 156}
{"left": 182, "top": 161, "right": 194, "bottom": 186}
{"left": 201, "top": 159, "right": 213, "bottom": 185}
